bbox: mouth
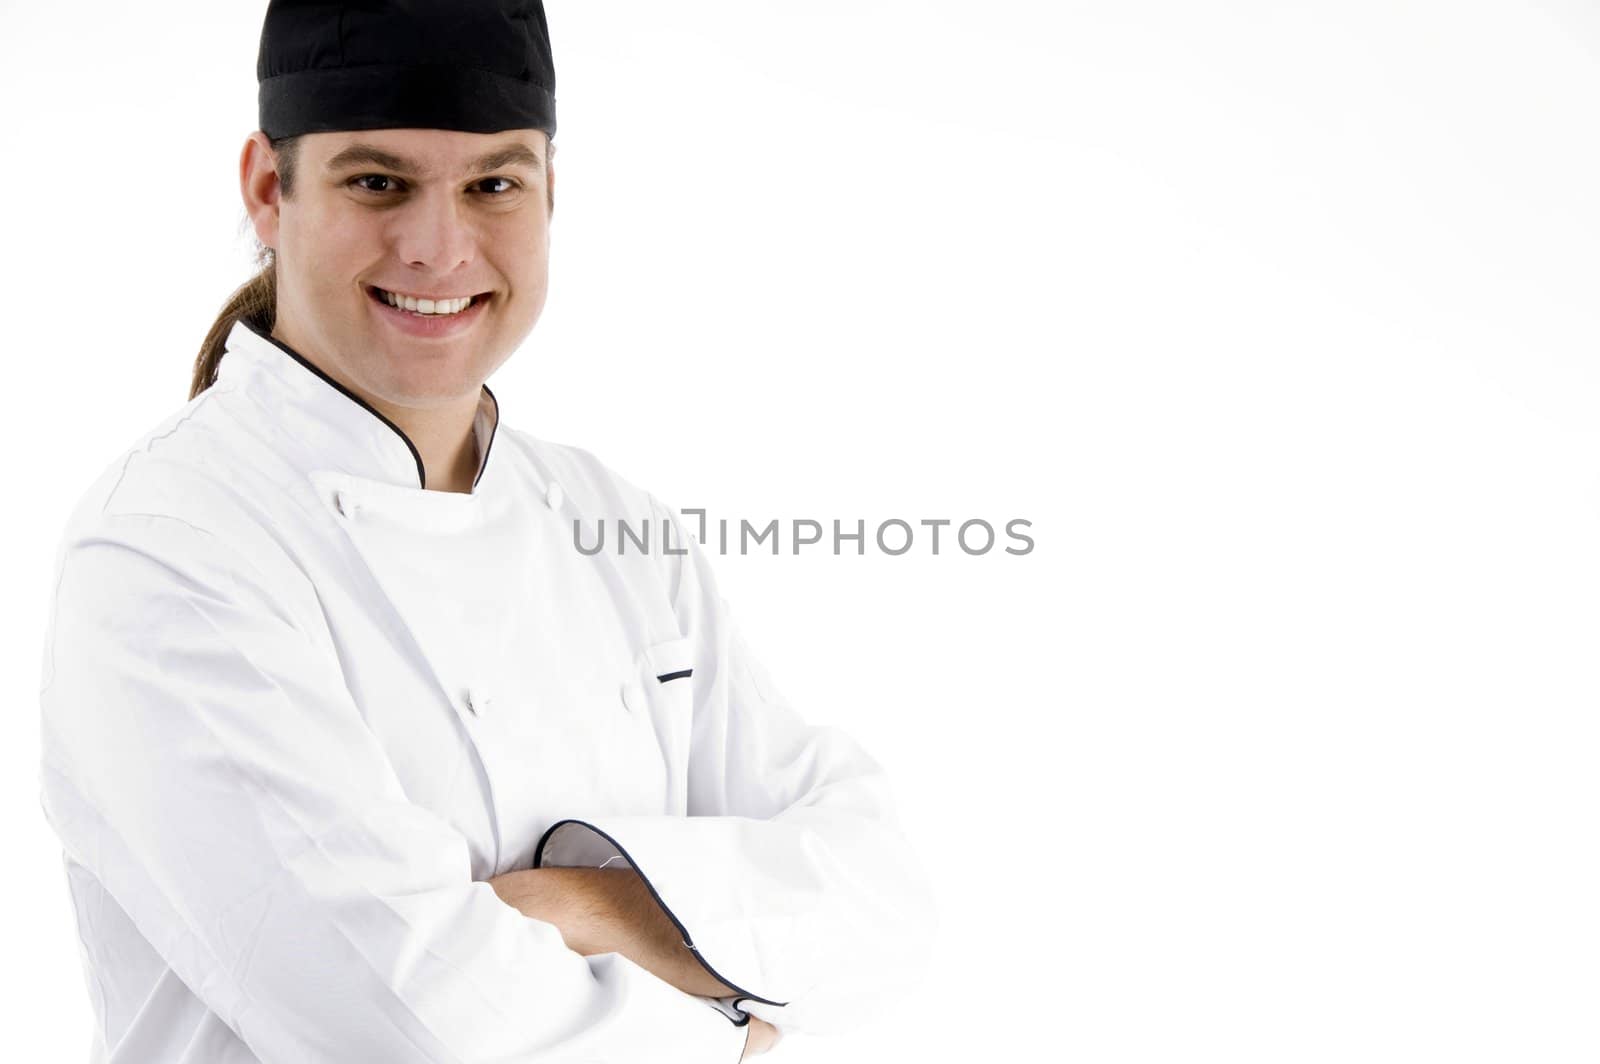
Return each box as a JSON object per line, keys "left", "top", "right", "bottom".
{"left": 365, "top": 285, "right": 492, "bottom": 316}
{"left": 365, "top": 284, "right": 493, "bottom": 339}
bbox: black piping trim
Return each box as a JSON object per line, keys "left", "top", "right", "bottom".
{"left": 473, "top": 382, "right": 500, "bottom": 490}
{"left": 239, "top": 319, "right": 429, "bottom": 488}
{"left": 656, "top": 669, "right": 693, "bottom": 684}
{"left": 533, "top": 818, "right": 790, "bottom": 1011}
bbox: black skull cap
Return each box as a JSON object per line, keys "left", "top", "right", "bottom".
{"left": 257, "top": 0, "right": 556, "bottom": 139}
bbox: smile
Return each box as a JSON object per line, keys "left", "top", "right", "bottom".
{"left": 366, "top": 285, "right": 489, "bottom": 316}
{"left": 366, "top": 284, "right": 492, "bottom": 338}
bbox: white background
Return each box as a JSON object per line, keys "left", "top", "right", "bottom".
{"left": 4, "top": 1, "right": 1598, "bottom": 1060}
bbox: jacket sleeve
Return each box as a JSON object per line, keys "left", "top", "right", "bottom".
{"left": 37, "top": 511, "right": 751, "bottom": 1064}
{"left": 532, "top": 496, "right": 939, "bottom": 1035}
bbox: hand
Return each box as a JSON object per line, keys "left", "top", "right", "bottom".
{"left": 741, "top": 1017, "right": 781, "bottom": 1059}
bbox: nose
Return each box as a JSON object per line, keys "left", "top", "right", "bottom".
{"left": 391, "top": 187, "right": 476, "bottom": 275}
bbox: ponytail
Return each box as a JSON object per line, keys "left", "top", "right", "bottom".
{"left": 190, "top": 135, "right": 303, "bottom": 400}
{"left": 190, "top": 255, "right": 276, "bottom": 400}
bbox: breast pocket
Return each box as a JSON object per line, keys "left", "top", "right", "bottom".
{"left": 619, "top": 637, "right": 697, "bottom": 815}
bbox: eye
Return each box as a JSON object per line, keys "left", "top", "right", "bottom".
{"left": 473, "top": 176, "right": 521, "bottom": 196}
{"left": 350, "top": 174, "right": 403, "bottom": 194}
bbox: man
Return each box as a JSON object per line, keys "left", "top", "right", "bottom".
{"left": 37, "top": 2, "right": 935, "bottom": 1061}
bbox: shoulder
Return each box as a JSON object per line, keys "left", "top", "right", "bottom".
{"left": 49, "top": 381, "right": 314, "bottom": 612}
{"left": 57, "top": 379, "right": 268, "bottom": 536}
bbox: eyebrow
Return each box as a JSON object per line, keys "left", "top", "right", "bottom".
{"left": 323, "top": 142, "right": 545, "bottom": 177}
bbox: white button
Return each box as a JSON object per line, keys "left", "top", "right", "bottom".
{"left": 334, "top": 491, "right": 360, "bottom": 519}
{"left": 546, "top": 482, "right": 564, "bottom": 511}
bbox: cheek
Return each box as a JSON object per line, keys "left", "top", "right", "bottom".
{"left": 321, "top": 216, "right": 382, "bottom": 265}
{"left": 286, "top": 204, "right": 379, "bottom": 271}
{"left": 496, "top": 205, "right": 549, "bottom": 252}
{"left": 502, "top": 220, "right": 551, "bottom": 286}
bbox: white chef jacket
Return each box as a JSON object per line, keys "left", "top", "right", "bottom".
{"left": 37, "top": 318, "right": 937, "bottom": 1063}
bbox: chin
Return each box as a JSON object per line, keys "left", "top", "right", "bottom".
{"left": 383, "top": 354, "right": 496, "bottom": 403}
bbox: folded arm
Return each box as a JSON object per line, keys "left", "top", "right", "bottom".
{"left": 38, "top": 512, "right": 751, "bottom": 1063}
{"left": 487, "top": 866, "right": 737, "bottom": 998}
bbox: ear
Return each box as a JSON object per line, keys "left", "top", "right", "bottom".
{"left": 241, "top": 131, "right": 284, "bottom": 250}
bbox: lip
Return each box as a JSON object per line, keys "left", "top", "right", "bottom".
{"left": 365, "top": 284, "right": 491, "bottom": 339}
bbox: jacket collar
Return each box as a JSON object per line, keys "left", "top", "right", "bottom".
{"left": 218, "top": 317, "right": 499, "bottom": 493}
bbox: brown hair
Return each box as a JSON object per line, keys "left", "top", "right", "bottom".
{"left": 189, "top": 136, "right": 303, "bottom": 400}
{"left": 189, "top": 132, "right": 555, "bottom": 400}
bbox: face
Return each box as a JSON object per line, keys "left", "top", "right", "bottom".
{"left": 241, "top": 127, "right": 553, "bottom": 411}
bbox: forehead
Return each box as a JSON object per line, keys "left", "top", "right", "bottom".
{"left": 307, "top": 128, "right": 548, "bottom": 175}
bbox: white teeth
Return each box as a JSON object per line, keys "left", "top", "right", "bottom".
{"left": 377, "top": 288, "right": 474, "bottom": 315}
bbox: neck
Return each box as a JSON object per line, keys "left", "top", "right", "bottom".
{"left": 364, "top": 390, "right": 485, "bottom": 494}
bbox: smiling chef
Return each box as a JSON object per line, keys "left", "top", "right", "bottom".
{"left": 35, "top": 2, "right": 937, "bottom": 1061}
